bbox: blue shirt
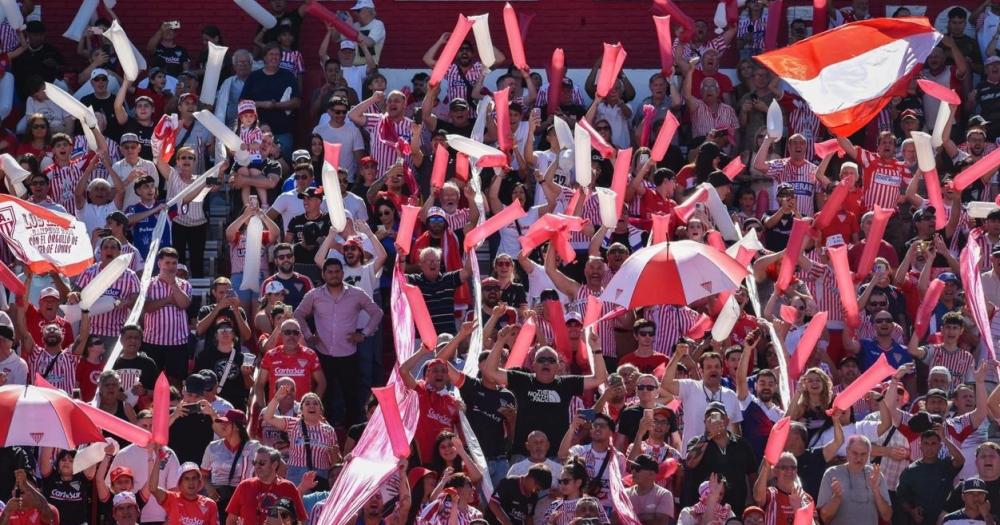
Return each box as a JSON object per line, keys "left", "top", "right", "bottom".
{"left": 858, "top": 338, "right": 912, "bottom": 371}
{"left": 125, "top": 201, "right": 171, "bottom": 259}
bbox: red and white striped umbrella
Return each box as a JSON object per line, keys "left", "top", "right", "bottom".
{"left": 0, "top": 384, "right": 104, "bottom": 449}
{"left": 600, "top": 240, "right": 749, "bottom": 309}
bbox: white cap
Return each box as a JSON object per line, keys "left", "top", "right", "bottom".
{"left": 351, "top": 0, "right": 374, "bottom": 10}
{"left": 340, "top": 40, "right": 357, "bottom": 50}
{"left": 39, "top": 287, "right": 60, "bottom": 301}
{"left": 90, "top": 68, "right": 109, "bottom": 80}
{"left": 112, "top": 491, "right": 137, "bottom": 508}
{"left": 264, "top": 281, "right": 286, "bottom": 295}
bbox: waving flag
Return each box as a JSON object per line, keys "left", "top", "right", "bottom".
{"left": 755, "top": 18, "right": 941, "bottom": 137}
{"left": 0, "top": 194, "right": 93, "bottom": 276}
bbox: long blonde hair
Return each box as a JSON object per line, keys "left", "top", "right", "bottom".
{"left": 794, "top": 367, "right": 833, "bottom": 414}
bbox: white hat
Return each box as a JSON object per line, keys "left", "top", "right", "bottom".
{"left": 90, "top": 68, "right": 109, "bottom": 80}
{"left": 112, "top": 491, "right": 137, "bottom": 508}
{"left": 351, "top": 0, "right": 374, "bottom": 10}
{"left": 264, "top": 281, "right": 286, "bottom": 295}
{"left": 39, "top": 287, "right": 60, "bottom": 301}
{"left": 340, "top": 40, "right": 357, "bottom": 50}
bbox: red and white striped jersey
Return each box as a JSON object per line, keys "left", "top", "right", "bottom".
{"left": 75, "top": 263, "right": 141, "bottom": 337}
{"left": 535, "top": 85, "right": 587, "bottom": 109}
{"left": 279, "top": 50, "right": 305, "bottom": 76}
{"left": 442, "top": 62, "right": 486, "bottom": 104}
{"left": 142, "top": 277, "right": 193, "bottom": 346}
{"left": 363, "top": 113, "right": 413, "bottom": 171}
{"left": 783, "top": 94, "right": 822, "bottom": 161}
{"left": 28, "top": 346, "right": 80, "bottom": 394}
{"left": 44, "top": 153, "right": 94, "bottom": 216}
{"left": 688, "top": 97, "right": 740, "bottom": 140}
{"left": 643, "top": 305, "right": 699, "bottom": 355}
{"left": 570, "top": 286, "right": 617, "bottom": 357}
{"left": 282, "top": 416, "right": 338, "bottom": 470}
{"left": 0, "top": 19, "right": 18, "bottom": 53}
{"left": 921, "top": 345, "right": 975, "bottom": 392}
{"left": 800, "top": 259, "right": 845, "bottom": 323}
{"left": 417, "top": 494, "right": 484, "bottom": 525}
{"left": 765, "top": 157, "right": 819, "bottom": 215}
{"left": 446, "top": 208, "right": 471, "bottom": 232}
{"left": 857, "top": 148, "right": 907, "bottom": 212}
{"left": 238, "top": 125, "right": 264, "bottom": 165}
{"left": 556, "top": 187, "right": 600, "bottom": 246}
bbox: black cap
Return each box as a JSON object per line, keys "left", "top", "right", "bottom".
{"left": 704, "top": 402, "right": 727, "bottom": 418}
{"left": 629, "top": 454, "right": 660, "bottom": 472}
{"left": 776, "top": 182, "right": 794, "bottom": 195}
{"left": 184, "top": 374, "right": 209, "bottom": 396}
{"left": 969, "top": 115, "right": 991, "bottom": 128}
{"left": 298, "top": 186, "right": 325, "bottom": 200}
{"left": 964, "top": 477, "right": 989, "bottom": 493}
{"left": 0, "top": 325, "right": 13, "bottom": 341}
{"left": 926, "top": 389, "right": 949, "bottom": 401}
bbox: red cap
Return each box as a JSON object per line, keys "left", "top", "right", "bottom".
{"left": 360, "top": 156, "right": 378, "bottom": 166}
{"left": 407, "top": 467, "right": 437, "bottom": 488}
{"left": 110, "top": 466, "right": 135, "bottom": 483}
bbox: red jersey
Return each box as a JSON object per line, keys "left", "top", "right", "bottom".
{"left": 26, "top": 305, "right": 74, "bottom": 349}
{"left": 639, "top": 192, "right": 676, "bottom": 230}
{"left": 76, "top": 359, "right": 103, "bottom": 402}
{"left": 817, "top": 210, "right": 859, "bottom": 245}
{"left": 226, "top": 478, "right": 306, "bottom": 525}
{"left": 8, "top": 506, "right": 58, "bottom": 525}
{"left": 162, "top": 492, "right": 218, "bottom": 525}
{"left": 856, "top": 147, "right": 907, "bottom": 212}
{"left": 260, "top": 347, "right": 320, "bottom": 401}
{"left": 414, "top": 380, "right": 461, "bottom": 463}
{"left": 618, "top": 352, "right": 668, "bottom": 374}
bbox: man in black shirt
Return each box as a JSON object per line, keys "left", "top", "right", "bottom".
{"left": 683, "top": 403, "right": 757, "bottom": 514}
{"left": 487, "top": 465, "right": 552, "bottom": 525}
{"left": 420, "top": 83, "right": 475, "bottom": 138}
{"left": 405, "top": 246, "right": 472, "bottom": 337}
{"left": 455, "top": 350, "right": 517, "bottom": 485}
{"left": 167, "top": 373, "right": 216, "bottom": 464}
{"left": 13, "top": 21, "right": 64, "bottom": 96}
{"left": 111, "top": 325, "right": 159, "bottom": 399}
{"left": 80, "top": 69, "right": 116, "bottom": 123}
{"left": 285, "top": 187, "right": 331, "bottom": 268}
{"left": 483, "top": 328, "right": 609, "bottom": 459}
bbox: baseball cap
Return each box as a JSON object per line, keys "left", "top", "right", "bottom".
{"left": 298, "top": 187, "right": 325, "bottom": 200}
{"left": 90, "top": 68, "right": 109, "bottom": 80}
{"left": 564, "top": 311, "right": 583, "bottom": 324}
{"left": 237, "top": 99, "right": 257, "bottom": 115}
{"left": 199, "top": 369, "right": 219, "bottom": 387}
{"left": 704, "top": 401, "right": 727, "bottom": 418}
{"left": 926, "top": 388, "right": 949, "bottom": 402}
{"left": 351, "top": 0, "right": 374, "bottom": 10}
{"left": 291, "top": 149, "right": 310, "bottom": 163}
{"left": 969, "top": 115, "right": 991, "bottom": 128}
{"left": 120, "top": 133, "right": 140, "bottom": 145}
{"left": 343, "top": 236, "right": 363, "bottom": 250}
{"left": 268, "top": 498, "right": 297, "bottom": 520}
{"left": 775, "top": 182, "right": 794, "bottom": 195}
{"left": 913, "top": 206, "right": 936, "bottom": 221}
{"left": 629, "top": 454, "right": 659, "bottom": 473}
{"left": 0, "top": 325, "right": 14, "bottom": 341}
{"left": 184, "top": 374, "right": 209, "bottom": 396}
{"left": 112, "top": 491, "right": 138, "bottom": 508}
{"left": 134, "top": 95, "right": 154, "bottom": 106}
{"left": 743, "top": 507, "right": 765, "bottom": 519}
{"left": 560, "top": 77, "right": 574, "bottom": 87}
{"left": 987, "top": 56, "right": 1000, "bottom": 65}
{"left": 178, "top": 92, "right": 198, "bottom": 104}
{"left": 360, "top": 156, "right": 377, "bottom": 167}
{"left": 449, "top": 98, "right": 469, "bottom": 111}
{"left": 177, "top": 462, "right": 201, "bottom": 478}
{"left": 481, "top": 276, "right": 501, "bottom": 288}
{"left": 214, "top": 409, "right": 247, "bottom": 426}
{"left": 407, "top": 467, "right": 437, "bottom": 488}
{"left": 147, "top": 66, "right": 164, "bottom": 78}
{"left": 39, "top": 287, "right": 60, "bottom": 301}
{"left": 110, "top": 466, "right": 135, "bottom": 484}
{"left": 427, "top": 206, "right": 447, "bottom": 220}
{"left": 964, "top": 477, "right": 989, "bottom": 493}
{"left": 899, "top": 109, "right": 919, "bottom": 121}
{"left": 340, "top": 40, "right": 357, "bottom": 50}
{"left": 264, "top": 281, "right": 286, "bottom": 295}
{"left": 938, "top": 272, "right": 959, "bottom": 284}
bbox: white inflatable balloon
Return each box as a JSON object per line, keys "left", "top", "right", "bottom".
{"left": 446, "top": 134, "right": 505, "bottom": 161}
{"left": 63, "top": 0, "right": 99, "bottom": 42}
{"left": 911, "top": 131, "right": 936, "bottom": 172}
{"left": 712, "top": 295, "right": 741, "bottom": 342}
{"left": 322, "top": 163, "right": 348, "bottom": 232}
{"left": 193, "top": 110, "right": 247, "bottom": 165}
{"left": 240, "top": 216, "right": 264, "bottom": 291}
{"left": 574, "top": 124, "right": 592, "bottom": 188}
{"left": 553, "top": 116, "right": 574, "bottom": 151}
{"left": 595, "top": 188, "right": 618, "bottom": 229}
{"left": 713, "top": 2, "right": 727, "bottom": 34}
{"left": 61, "top": 295, "right": 117, "bottom": 324}
{"left": 472, "top": 96, "right": 491, "bottom": 143}
{"left": 45, "top": 82, "right": 97, "bottom": 128}
{"left": 0, "top": 0, "right": 23, "bottom": 30}
{"left": 766, "top": 99, "right": 783, "bottom": 140}
{"left": 0, "top": 153, "right": 28, "bottom": 196}
{"left": 104, "top": 21, "right": 139, "bottom": 82}
{"left": 234, "top": 0, "right": 277, "bottom": 28}
{"left": 932, "top": 102, "right": 951, "bottom": 148}
{"left": 80, "top": 254, "right": 134, "bottom": 310}
{"left": 199, "top": 42, "right": 229, "bottom": 106}
{"left": 468, "top": 14, "right": 496, "bottom": 69}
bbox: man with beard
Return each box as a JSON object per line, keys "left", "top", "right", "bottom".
{"left": 260, "top": 243, "right": 312, "bottom": 310}
{"left": 421, "top": 83, "right": 475, "bottom": 137}
{"left": 16, "top": 300, "right": 90, "bottom": 395}
{"left": 400, "top": 346, "right": 462, "bottom": 464}
{"left": 346, "top": 463, "right": 410, "bottom": 525}
{"left": 471, "top": 278, "right": 516, "bottom": 336}
{"left": 684, "top": 404, "right": 757, "bottom": 513}
{"left": 734, "top": 331, "right": 782, "bottom": 459}
{"left": 559, "top": 411, "right": 627, "bottom": 517}
{"left": 111, "top": 325, "right": 159, "bottom": 404}
{"left": 226, "top": 447, "right": 305, "bottom": 525}
{"left": 422, "top": 37, "right": 505, "bottom": 105}
{"left": 662, "top": 345, "right": 743, "bottom": 457}
{"left": 843, "top": 310, "right": 912, "bottom": 371}
{"left": 485, "top": 328, "right": 609, "bottom": 460}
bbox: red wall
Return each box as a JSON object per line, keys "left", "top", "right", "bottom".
{"left": 42, "top": 0, "right": 965, "bottom": 76}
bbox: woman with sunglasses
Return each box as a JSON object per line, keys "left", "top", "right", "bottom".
{"left": 786, "top": 368, "right": 835, "bottom": 445}
{"left": 263, "top": 384, "right": 341, "bottom": 489}
{"left": 195, "top": 318, "right": 253, "bottom": 410}
{"left": 17, "top": 115, "right": 51, "bottom": 167}
{"left": 94, "top": 370, "right": 140, "bottom": 445}
{"left": 619, "top": 371, "right": 680, "bottom": 448}
{"left": 416, "top": 473, "right": 483, "bottom": 525}
{"left": 490, "top": 253, "right": 528, "bottom": 310}
{"left": 542, "top": 458, "right": 610, "bottom": 525}
{"left": 157, "top": 146, "right": 219, "bottom": 279}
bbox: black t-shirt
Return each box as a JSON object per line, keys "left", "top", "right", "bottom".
{"left": 239, "top": 69, "right": 300, "bottom": 134}
{"left": 796, "top": 449, "right": 827, "bottom": 501}
{"left": 43, "top": 472, "right": 90, "bottom": 525}
{"left": 196, "top": 305, "right": 248, "bottom": 351}
{"left": 458, "top": 375, "right": 516, "bottom": 458}
{"left": 506, "top": 371, "right": 584, "bottom": 457}
{"left": 436, "top": 119, "right": 475, "bottom": 137}
{"left": 169, "top": 412, "right": 214, "bottom": 464}
{"left": 500, "top": 283, "right": 527, "bottom": 308}
{"left": 487, "top": 477, "right": 538, "bottom": 525}
{"left": 116, "top": 118, "right": 155, "bottom": 160}
{"left": 287, "top": 213, "right": 332, "bottom": 262}
{"left": 683, "top": 434, "right": 757, "bottom": 514}
{"left": 194, "top": 347, "right": 249, "bottom": 410}
{"left": 617, "top": 405, "right": 678, "bottom": 444}
{"left": 347, "top": 422, "right": 366, "bottom": 444}
{"left": 13, "top": 44, "right": 63, "bottom": 94}
{"left": 112, "top": 352, "right": 160, "bottom": 391}
{"left": 152, "top": 44, "right": 190, "bottom": 77}
{"left": 0, "top": 447, "right": 34, "bottom": 500}
{"left": 764, "top": 210, "right": 793, "bottom": 251}
{"left": 406, "top": 271, "right": 463, "bottom": 337}
{"left": 81, "top": 93, "right": 116, "bottom": 123}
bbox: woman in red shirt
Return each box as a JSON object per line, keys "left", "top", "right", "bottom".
{"left": 16, "top": 114, "right": 49, "bottom": 161}
{"left": 632, "top": 165, "right": 677, "bottom": 231}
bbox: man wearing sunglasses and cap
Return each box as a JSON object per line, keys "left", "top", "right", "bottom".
{"left": 625, "top": 455, "right": 673, "bottom": 525}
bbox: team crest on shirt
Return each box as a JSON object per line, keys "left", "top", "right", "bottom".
{"left": 199, "top": 502, "right": 208, "bottom": 514}
{"left": 297, "top": 359, "right": 308, "bottom": 367}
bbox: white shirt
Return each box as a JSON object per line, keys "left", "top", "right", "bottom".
{"left": 310, "top": 121, "right": 365, "bottom": 178}
{"left": 595, "top": 102, "right": 632, "bottom": 149}
{"left": 677, "top": 379, "right": 743, "bottom": 457}
{"left": 507, "top": 458, "right": 563, "bottom": 489}
{"left": 342, "top": 65, "right": 367, "bottom": 101}
{"left": 107, "top": 444, "right": 180, "bottom": 522}
{"left": 270, "top": 190, "right": 328, "bottom": 231}
{"left": 344, "top": 192, "right": 368, "bottom": 222}
{"left": 111, "top": 158, "right": 158, "bottom": 210}
{"left": 525, "top": 259, "right": 569, "bottom": 306}
{"left": 498, "top": 204, "right": 543, "bottom": 257}
{"left": 0, "top": 352, "right": 28, "bottom": 385}
{"left": 78, "top": 202, "right": 121, "bottom": 237}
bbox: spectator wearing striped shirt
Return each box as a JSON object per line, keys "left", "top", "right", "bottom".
{"left": 141, "top": 247, "right": 192, "bottom": 383}
{"left": 69, "top": 237, "right": 141, "bottom": 353}
{"left": 15, "top": 302, "right": 90, "bottom": 395}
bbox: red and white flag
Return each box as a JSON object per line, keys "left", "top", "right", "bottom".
{"left": 0, "top": 195, "right": 93, "bottom": 276}
{"left": 755, "top": 18, "right": 941, "bottom": 137}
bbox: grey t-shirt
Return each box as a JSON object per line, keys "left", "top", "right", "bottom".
{"left": 816, "top": 464, "right": 890, "bottom": 525}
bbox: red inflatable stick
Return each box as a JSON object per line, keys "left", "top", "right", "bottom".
{"left": 505, "top": 317, "right": 537, "bottom": 369}
{"left": 429, "top": 15, "right": 475, "bottom": 87}
{"left": 430, "top": 144, "right": 449, "bottom": 190}
{"left": 464, "top": 202, "right": 527, "bottom": 251}
{"left": 914, "top": 278, "right": 945, "bottom": 340}
{"left": 854, "top": 206, "right": 894, "bottom": 282}
{"left": 650, "top": 111, "right": 680, "bottom": 162}
{"left": 827, "top": 354, "right": 895, "bottom": 415}
{"left": 918, "top": 79, "right": 961, "bottom": 105}
{"left": 544, "top": 299, "right": 572, "bottom": 360}
{"left": 923, "top": 168, "right": 948, "bottom": 231}
{"left": 653, "top": 15, "right": 674, "bottom": 77}
{"left": 776, "top": 219, "right": 810, "bottom": 292}
{"left": 0, "top": 261, "right": 25, "bottom": 296}
{"left": 395, "top": 205, "right": 421, "bottom": 256}
{"left": 652, "top": 0, "right": 695, "bottom": 42}
{"left": 503, "top": 3, "right": 529, "bottom": 71}
{"left": 494, "top": 87, "right": 513, "bottom": 155}
{"left": 611, "top": 147, "right": 633, "bottom": 215}
{"left": 814, "top": 173, "right": 855, "bottom": 231}
{"left": 764, "top": 416, "right": 791, "bottom": 465}
{"left": 789, "top": 311, "right": 828, "bottom": 381}
{"left": 371, "top": 386, "right": 411, "bottom": 458}
{"left": 722, "top": 156, "right": 744, "bottom": 181}
{"left": 305, "top": 2, "right": 360, "bottom": 42}
{"left": 151, "top": 373, "right": 170, "bottom": 446}
{"left": 402, "top": 282, "right": 438, "bottom": 347}
{"left": 812, "top": 0, "right": 828, "bottom": 37}
{"left": 596, "top": 43, "right": 627, "bottom": 98}
{"left": 578, "top": 118, "right": 615, "bottom": 159}
{"left": 829, "top": 244, "right": 861, "bottom": 329}
{"left": 765, "top": 0, "right": 784, "bottom": 51}
{"left": 546, "top": 49, "right": 566, "bottom": 117}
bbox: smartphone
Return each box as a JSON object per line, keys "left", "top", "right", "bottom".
{"left": 181, "top": 403, "right": 201, "bottom": 413}
{"left": 95, "top": 228, "right": 111, "bottom": 238}
{"left": 639, "top": 153, "right": 650, "bottom": 165}
{"left": 578, "top": 408, "right": 596, "bottom": 422}
{"left": 206, "top": 175, "right": 220, "bottom": 186}
{"left": 413, "top": 107, "right": 423, "bottom": 125}
{"left": 531, "top": 107, "right": 541, "bottom": 120}
{"left": 249, "top": 195, "right": 259, "bottom": 208}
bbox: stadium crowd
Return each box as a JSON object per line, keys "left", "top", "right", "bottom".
{"left": 7, "top": 0, "right": 1000, "bottom": 525}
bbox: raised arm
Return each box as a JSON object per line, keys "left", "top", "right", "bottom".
{"left": 543, "top": 245, "right": 581, "bottom": 298}
{"left": 658, "top": 339, "right": 687, "bottom": 396}
{"left": 114, "top": 78, "right": 131, "bottom": 126}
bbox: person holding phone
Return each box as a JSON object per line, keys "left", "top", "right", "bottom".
{"left": 557, "top": 410, "right": 627, "bottom": 517}
{"left": 683, "top": 404, "right": 756, "bottom": 514}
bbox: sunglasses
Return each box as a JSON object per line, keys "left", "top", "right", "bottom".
{"left": 216, "top": 326, "right": 234, "bottom": 333}
{"left": 637, "top": 330, "right": 655, "bottom": 337}
{"left": 775, "top": 465, "right": 797, "bottom": 471}
{"left": 427, "top": 217, "right": 446, "bottom": 224}
{"left": 253, "top": 460, "right": 270, "bottom": 466}
{"left": 29, "top": 180, "right": 47, "bottom": 186}
{"left": 536, "top": 357, "right": 557, "bottom": 364}
{"left": 874, "top": 318, "right": 893, "bottom": 324}
{"left": 595, "top": 126, "right": 611, "bottom": 132}
{"left": 590, "top": 422, "right": 609, "bottom": 429}
{"left": 653, "top": 418, "right": 669, "bottom": 425}
{"left": 282, "top": 329, "right": 301, "bottom": 336}
{"left": 329, "top": 109, "right": 347, "bottom": 115}
{"left": 495, "top": 260, "right": 513, "bottom": 267}
{"left": 794, "top": 304, "right": 806, "bottom": 311}
{"left": 31, "top": 124, "right": 47, "bottom": 130}
{"left": 609, "top": 248, "right": 628, "bottom": 254}
{"left": 483, "top": 286, "right": 501, "bottom": 291}
{"left": 122, "top": 143, "right": 140, "bottom": 149}
{"left": 636, "top": 384, "right": 657, "bottom": 391}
